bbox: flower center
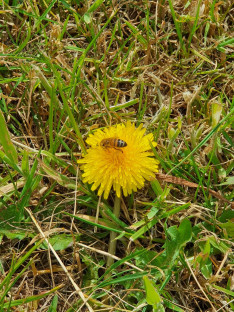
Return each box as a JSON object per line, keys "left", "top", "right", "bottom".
{"left": 105, "top": 148, "right": 125, "bottom": 166}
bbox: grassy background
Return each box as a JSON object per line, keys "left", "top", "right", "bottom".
{"left": 0, "top": 0, "right": 233, "bottom": 311}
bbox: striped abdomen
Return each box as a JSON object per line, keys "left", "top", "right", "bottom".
{"left": 100, "top": 138, "right": 127, "bottom": 149}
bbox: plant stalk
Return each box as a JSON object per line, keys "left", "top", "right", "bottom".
{"left": 106, "top": 194, "right": 121, "bottom": 273}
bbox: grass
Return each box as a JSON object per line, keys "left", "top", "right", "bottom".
{"left": 0, "top": 0, "right": 233, "bottom": 311}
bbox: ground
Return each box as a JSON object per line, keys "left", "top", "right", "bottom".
{"left": 0, "top": 1, "right": 233, "bottom": 311}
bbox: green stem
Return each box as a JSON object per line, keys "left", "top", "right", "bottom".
{"left": 106, "top": 195, "right": 121, "bottom": 272}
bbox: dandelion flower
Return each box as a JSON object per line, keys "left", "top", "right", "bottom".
{"left": 78, "top": 122, "right": 159, "bottom": 199}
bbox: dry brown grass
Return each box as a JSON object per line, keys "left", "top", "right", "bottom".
{"left": 0, "top": 0, "right": 233, "bottom": 311}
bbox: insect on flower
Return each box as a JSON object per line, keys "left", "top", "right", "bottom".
{"left": 100, "top": 137, "right": 127, "bottom": 152}
{"left": 78, "top": 122, "right": 159, "bottom": 199}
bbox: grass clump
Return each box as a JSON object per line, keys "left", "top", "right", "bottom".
{"left": 0, "top": 0, "right": 233, "bottom": 311}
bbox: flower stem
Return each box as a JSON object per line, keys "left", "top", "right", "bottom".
{"left": 106, "top": 194, "right": 121, "bottom": 273}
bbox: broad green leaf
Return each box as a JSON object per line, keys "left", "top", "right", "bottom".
{"left": 219, "top": 221, "right": 234, "bottom": 238}
{"left": 218, "top": 210, "right": 234, "bottom": 223}
{"left": 0, "top": 229, "right": 28, "bottom": 240}
{"left": 41, "top": 234, "right": 74, "bottom": 250}
{"left": 167, "top": 218, "right": 192, "bottom": 245}
{"left": 143, "top": 276, "right": 162, "bottom": 306}
{"left": 200, "top": 259, "right": 212, "bottom": 279}
{"left": 196, "top": 240, "right": 212, "bottom": 279}
{"left": 212, "top": 102, "right": 222, "bottom": 128}
{"left": 135, "top": 220, "right": 192, "bottom": 270}
{"left": 159, "top": 219, "right": 192, "bottom": 268}
{"left": 209, "top": 236, "right": 230, "bottom": 253}
{"left": 177, "top": 218, "right": 192, "bottom": 243}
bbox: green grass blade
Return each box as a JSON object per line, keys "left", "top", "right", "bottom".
{"left": 0, "top": 110, "right": 18, "bottom": 163}
{"left": 13, "top": 23, "right": 31, "bottom": 54}
{"left": 2, "top": 285, "right": 63, "bottom": 309}
{"left": 168, "top": 106, "right": 234, "bottom": 174}
{"left": 187, "top": 0, "right": 202, "bottom": 51}
{"left": 168, "top": 0, "right": 187, "bottom": 55}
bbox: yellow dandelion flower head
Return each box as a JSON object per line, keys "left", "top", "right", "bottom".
{"left": 78, "top": 122, "right": 159, "bottom": 199}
